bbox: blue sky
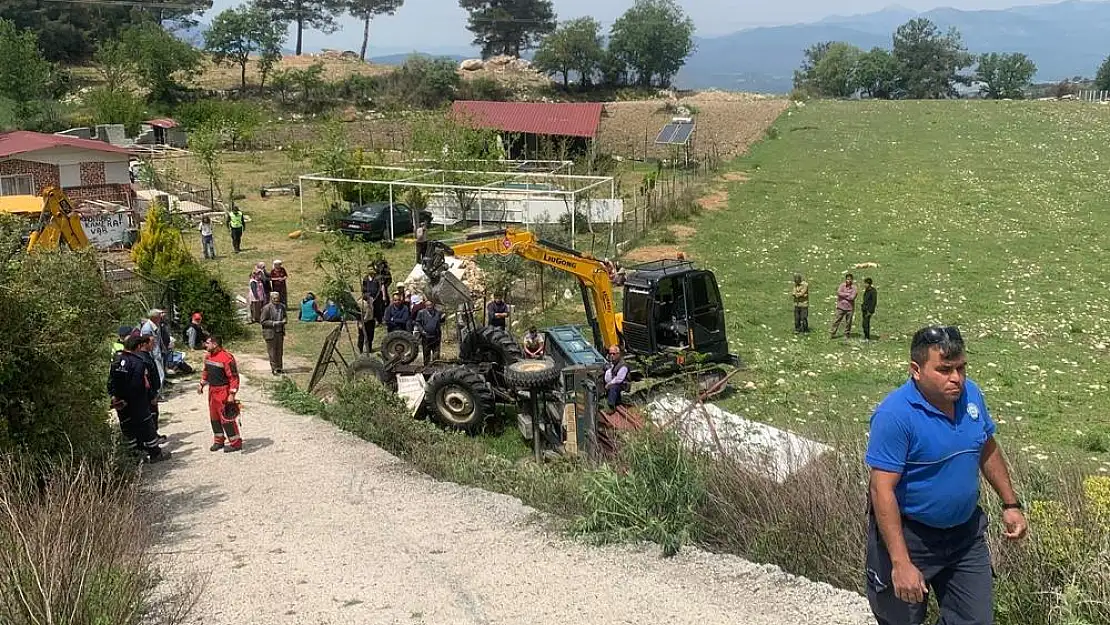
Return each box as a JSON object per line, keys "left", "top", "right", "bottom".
{"left": 204, "top": 0, "right": 1076, "bottom": 57}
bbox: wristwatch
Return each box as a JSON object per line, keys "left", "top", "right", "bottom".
{"left": 1002, "top": 501, "right": 1024, "bottom": 511}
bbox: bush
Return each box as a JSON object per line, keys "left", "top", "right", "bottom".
{"left": 0, "top": 456, "right": 198, "bottom": 625}
{"left": 379, "top": 56, "right": 461, "bottom": 110}
{"left": 131, "top": 203, "right": 243, "bottom": 341}
{"left": 0, "top": 217, "right": 119, "bottom": 460}
{"left": 572, "top": 427, "right": 706, "bottom": 557}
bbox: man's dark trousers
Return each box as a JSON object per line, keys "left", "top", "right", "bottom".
{"left": 794, "top": 306, "right": 809, "bottom": 332}
{"left": 866, "top": 506, "right": 993, "bottom": 625}
{"left": 230, "top": 227, "right": 243, "bottom": 253}
{"left": 863, "top": 311, "right": 874, "bottom": 339}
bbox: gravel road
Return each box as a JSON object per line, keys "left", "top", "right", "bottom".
{"left": 145, "top": 356, "right": 875, "bottom": 625}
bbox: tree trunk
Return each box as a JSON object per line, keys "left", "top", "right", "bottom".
{"left": 360, "top": 14, "right": 371, "bottom": 61}
{"left": 295, "top": 17, "right": 304, "bottom": 55}
{"left": 241, "top": 62, "right": 248, "bottom": 90}
{"left": 562, "top": 70, "right": 569, "bottom": 89}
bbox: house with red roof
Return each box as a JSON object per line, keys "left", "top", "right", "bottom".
{"left": 0, "top": 131, "right": 135, "bottom": 207}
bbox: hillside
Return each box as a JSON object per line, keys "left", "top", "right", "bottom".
{"left": 676, "top": 0, "right": 1110, "bottom": 93}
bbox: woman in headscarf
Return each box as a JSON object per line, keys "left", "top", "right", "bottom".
{"left": 270, "top": 259, "right": 289, "bottom": 306}
{"left": 248, "top": 264, "right": 267, "bottom": 323}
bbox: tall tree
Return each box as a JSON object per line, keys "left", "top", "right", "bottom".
{"left": 793, "top": 41, "right": 832, "bottom": 92}
{"left": 141, "top": 0, "right": 213, "bottom": 28}
{"left": 458, "top": 0, "right": 556, "bottom": 58}
{"left": 345, "top": 0, "right": 404, "bottom": 61}
{"left": 793, "top": 41, "right": 861, "bottom": 97}
{"left": 532, "top": 17, "right": 604, "bottom": 88}
{"left": 856, "top": 47, "right": 900, "bottom": 99}
{"left": 608, "top": 0, "right": 695, "bottom": 88}
{"left": 1094, "top": 55, "right": 1110, "bottom": 91}
{"left": 892, "top": 18, "right": 973, "bottom": 99}
{"left": 0, "top": 18, "right": 53, "bottom": 125}
{"left": 975, "top": 52, "right": 1036, "bottom": 99}
{"left": 205, "top": 4, "right": 287, "bottom": 89}
{"left": 119, "top": 21, "right": 202, "bottom": 102}
{"left": 255, "top": 0, "right": 344, "bottom": 56}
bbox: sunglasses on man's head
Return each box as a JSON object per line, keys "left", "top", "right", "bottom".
{"left": 914, "top": 325, "right": 963, "bottom": 347}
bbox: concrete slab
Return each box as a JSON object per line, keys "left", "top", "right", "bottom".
{"left": 649, "top": 395, "right": 834, "bottom": 484}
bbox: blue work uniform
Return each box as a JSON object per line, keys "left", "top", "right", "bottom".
{"left": 863, "top": 378, "right": 996, "bottom": 625}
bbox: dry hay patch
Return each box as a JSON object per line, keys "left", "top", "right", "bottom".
{"left": 719, "top": 172, "right": 750, "bottom": 183}
{"left": 668, "top": 225, "right": 697, "bottom": 240}
{"left": 698, "top": 189, "right": 729, "bottom": 211}
{"left": 622, "top": 245, "right": 689, "bottom": 264}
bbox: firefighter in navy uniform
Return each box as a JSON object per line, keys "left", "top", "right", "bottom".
{"left": 108, "top": 334, "right": 170, "bottom": 463}
{"left": 198, "top": 335, "right": 243, "bottom": 452}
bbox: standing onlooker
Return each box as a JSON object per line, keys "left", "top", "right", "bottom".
{"left": 108, "top": 334, "right": 169, "bottom": 462}
{"left": 140, "top": 309, "right": 166, "bottom": 386}
{"left": 199, "top": 215, "right": 216, "bottom": 259}
{"left": 226, "top": 205, "right": 245, "bottom": 253}
{"left": 136, "top": 334, "right": 166, "bottom": 444}
{"left": 486, "top": 293, "right": 510, "bottom": 330}
{"left": 259, "top": 291, "right": 287, "bottom": 375}
{"left": 415, "top": 219, "right": 428, "bottom": 264}
{"left": 383, "top": 293, "right": 411, "bottom": 333}
{"left": 862, "top": 277, "right": 878, "bottom": 340}
{"left": 357, "top": 292, "right": 377, "bottom": 354}
{"left": 792, "top": 273, "right": 810, "bottom": 333}
{"left": 270, "top": 259, "right": 289, "bottom": 306}
{"left": 603, "top": 346, "right": 629, "bottom": 410}
{"left": 830, "top": 273, "right": 857, "bottom": 339}
{"left": 248, "top": 266, "right": 267, "bottom": 323}
{"left": 522, "top": 326, "right": 545, "bottom": 358}
{"left": 198, "top": 336, "right": 242, "bottom": 453}
{"left": 865, "top": 325, "right": 1027, "bottom": 625}
{"left": 413, "top": 298, "right": 445, "bottom": 366}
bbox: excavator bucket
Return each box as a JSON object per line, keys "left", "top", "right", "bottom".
{"left": 426, "top": 267, "right": 473, "bottom": 308}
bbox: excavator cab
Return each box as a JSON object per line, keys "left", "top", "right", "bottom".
{"left": 619, "top": 259, "right": 733, "bottom": 371}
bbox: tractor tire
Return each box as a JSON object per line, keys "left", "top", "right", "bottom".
{"left": 424, "top": 366, "right": 495, "bottom": 434}
{"left": 347, "top": 355, "right": 393, "bottom": 388}
{"left": 381, "top": 330, "right": 419, "bottom": 365}
{"left": 504, "top": 358, "right": 560, "bottom": 390}
{"left": 459, "top": 326, "right": 522, "bottom": 367}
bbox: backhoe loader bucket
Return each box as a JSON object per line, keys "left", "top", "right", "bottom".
{"left": 425, "top": 268, "right": 473, "bottom": 308}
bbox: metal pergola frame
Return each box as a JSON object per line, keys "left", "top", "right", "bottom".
{"left": 398, "top": 158, "right": 574, "bottom": 174}
{"left": 298, "top": 165, "right": 616, "bottom": 242}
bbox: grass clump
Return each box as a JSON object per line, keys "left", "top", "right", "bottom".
{"left": 0, "top": 456, "right": 198, "bottom": 625}
{"left": 572, "top": 428, "right": 705, "bottom": 557}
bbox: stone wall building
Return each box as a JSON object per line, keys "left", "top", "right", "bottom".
{"left": 0, "top": 131, "right": 134, "bottom": 206}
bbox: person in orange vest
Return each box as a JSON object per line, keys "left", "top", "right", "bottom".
{"left": 197, "top": 335, "right": 243, "bottom": 453}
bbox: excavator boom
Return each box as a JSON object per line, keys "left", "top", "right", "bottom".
{"left": 425, "top": 228, "right": 620, "bottom": 351}
{"left": 25, "top": 186, "right": 90, "bottom": 252}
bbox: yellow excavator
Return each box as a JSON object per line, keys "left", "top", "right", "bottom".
{"left": 422, "top": 227, "right": 739, "bottom": 390}
{"left": 25, "top": 186, "right": 90, "bottom": 252}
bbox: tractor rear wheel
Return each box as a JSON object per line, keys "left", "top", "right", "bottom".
{"left": 348, "top": 355, "right": 394, "bottom": 389}
{"left": 505, "top": 358, "right": 560, "bottom": 390}
{"left": 459, "top": 326, "right": 522, "bottom": 367}
{"left": 381, "top": 330, "right": 419, "bottom": 365}
{"left": 424, "top": 366, "right": 496, "bottom": 434}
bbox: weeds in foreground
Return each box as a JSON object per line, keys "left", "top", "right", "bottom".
{"left": 0, "top": 456, "right": 201, "bottom": 625}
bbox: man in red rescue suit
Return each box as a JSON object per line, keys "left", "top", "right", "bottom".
{"left": 197, "top": 335, "right": 243, "bottom": 452}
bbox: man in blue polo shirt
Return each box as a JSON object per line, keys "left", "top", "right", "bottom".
{"left": 865, "top": 325, "right": 1028, "bottom": 625}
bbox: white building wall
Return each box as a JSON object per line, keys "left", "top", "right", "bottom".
{"left": 20, "top": 146, "right": 130, "bottom": 168}
{"left": 427, "top": 192, "right": 622, "bottom": 226}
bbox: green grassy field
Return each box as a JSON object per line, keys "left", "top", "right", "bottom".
{"left": 688, "top": 100, "right": 1110, "bottom": 467}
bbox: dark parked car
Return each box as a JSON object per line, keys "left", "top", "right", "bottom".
{"left": 338, "top": 202, "right": 432, "bottom": 242}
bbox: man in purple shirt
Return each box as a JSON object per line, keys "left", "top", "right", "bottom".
{"left": 604, "top": 345, "right": 630, "bottom": 410}
{"left": 831, "top": 272, "right": 858, "bottom": 339}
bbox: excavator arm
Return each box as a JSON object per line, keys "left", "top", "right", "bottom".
{"left": 26, "top": 186, "right": 90, "bottom": 252}
{"left": 424, "top": 228, "right": 620, "bottom": 351}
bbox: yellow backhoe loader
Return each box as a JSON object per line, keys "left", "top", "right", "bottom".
{"left": 25, "top": 186, "right": 90, "bottom": 252}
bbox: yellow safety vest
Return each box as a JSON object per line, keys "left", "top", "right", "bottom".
{"left": 228, "top": 212, "right": 244, "bottom": 228}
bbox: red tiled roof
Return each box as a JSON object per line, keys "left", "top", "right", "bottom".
{"left": 450, "top": 101, "right": 603, "bottom": 139}
{"left": 145, "top": 118, "right": 178, "bottom": 129}
{"left": 0, "top": 131, "right": 132, "bottom": 159}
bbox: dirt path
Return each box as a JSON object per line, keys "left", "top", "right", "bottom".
{"left": 145, "top": 353, "right": 873, "bottom": 625}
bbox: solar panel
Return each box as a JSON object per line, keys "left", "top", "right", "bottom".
{"left": 654, "top": 121, "right": 695, "bottom": 146}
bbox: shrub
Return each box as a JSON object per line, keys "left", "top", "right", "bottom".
{"left": 131, "top": 203, "right": 243, "bottom": 341}
{"left": 0, "top": 455, "right": 199, "bottom": 625}
{"left": 379, "top": 56, "right": 461, "bottom": 110}
{"left": 572, "top": 427, "right": 706, "bottom": 557}
{"left": 0, "top": 217, "right": 118, "bottom": 460}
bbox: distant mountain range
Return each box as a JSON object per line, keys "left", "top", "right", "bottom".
{"left": 676, "top": 0, "right": 1110, "bottom": 93}
{"left": 173, "top": 0, "right": 1110, "bottom": 95}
